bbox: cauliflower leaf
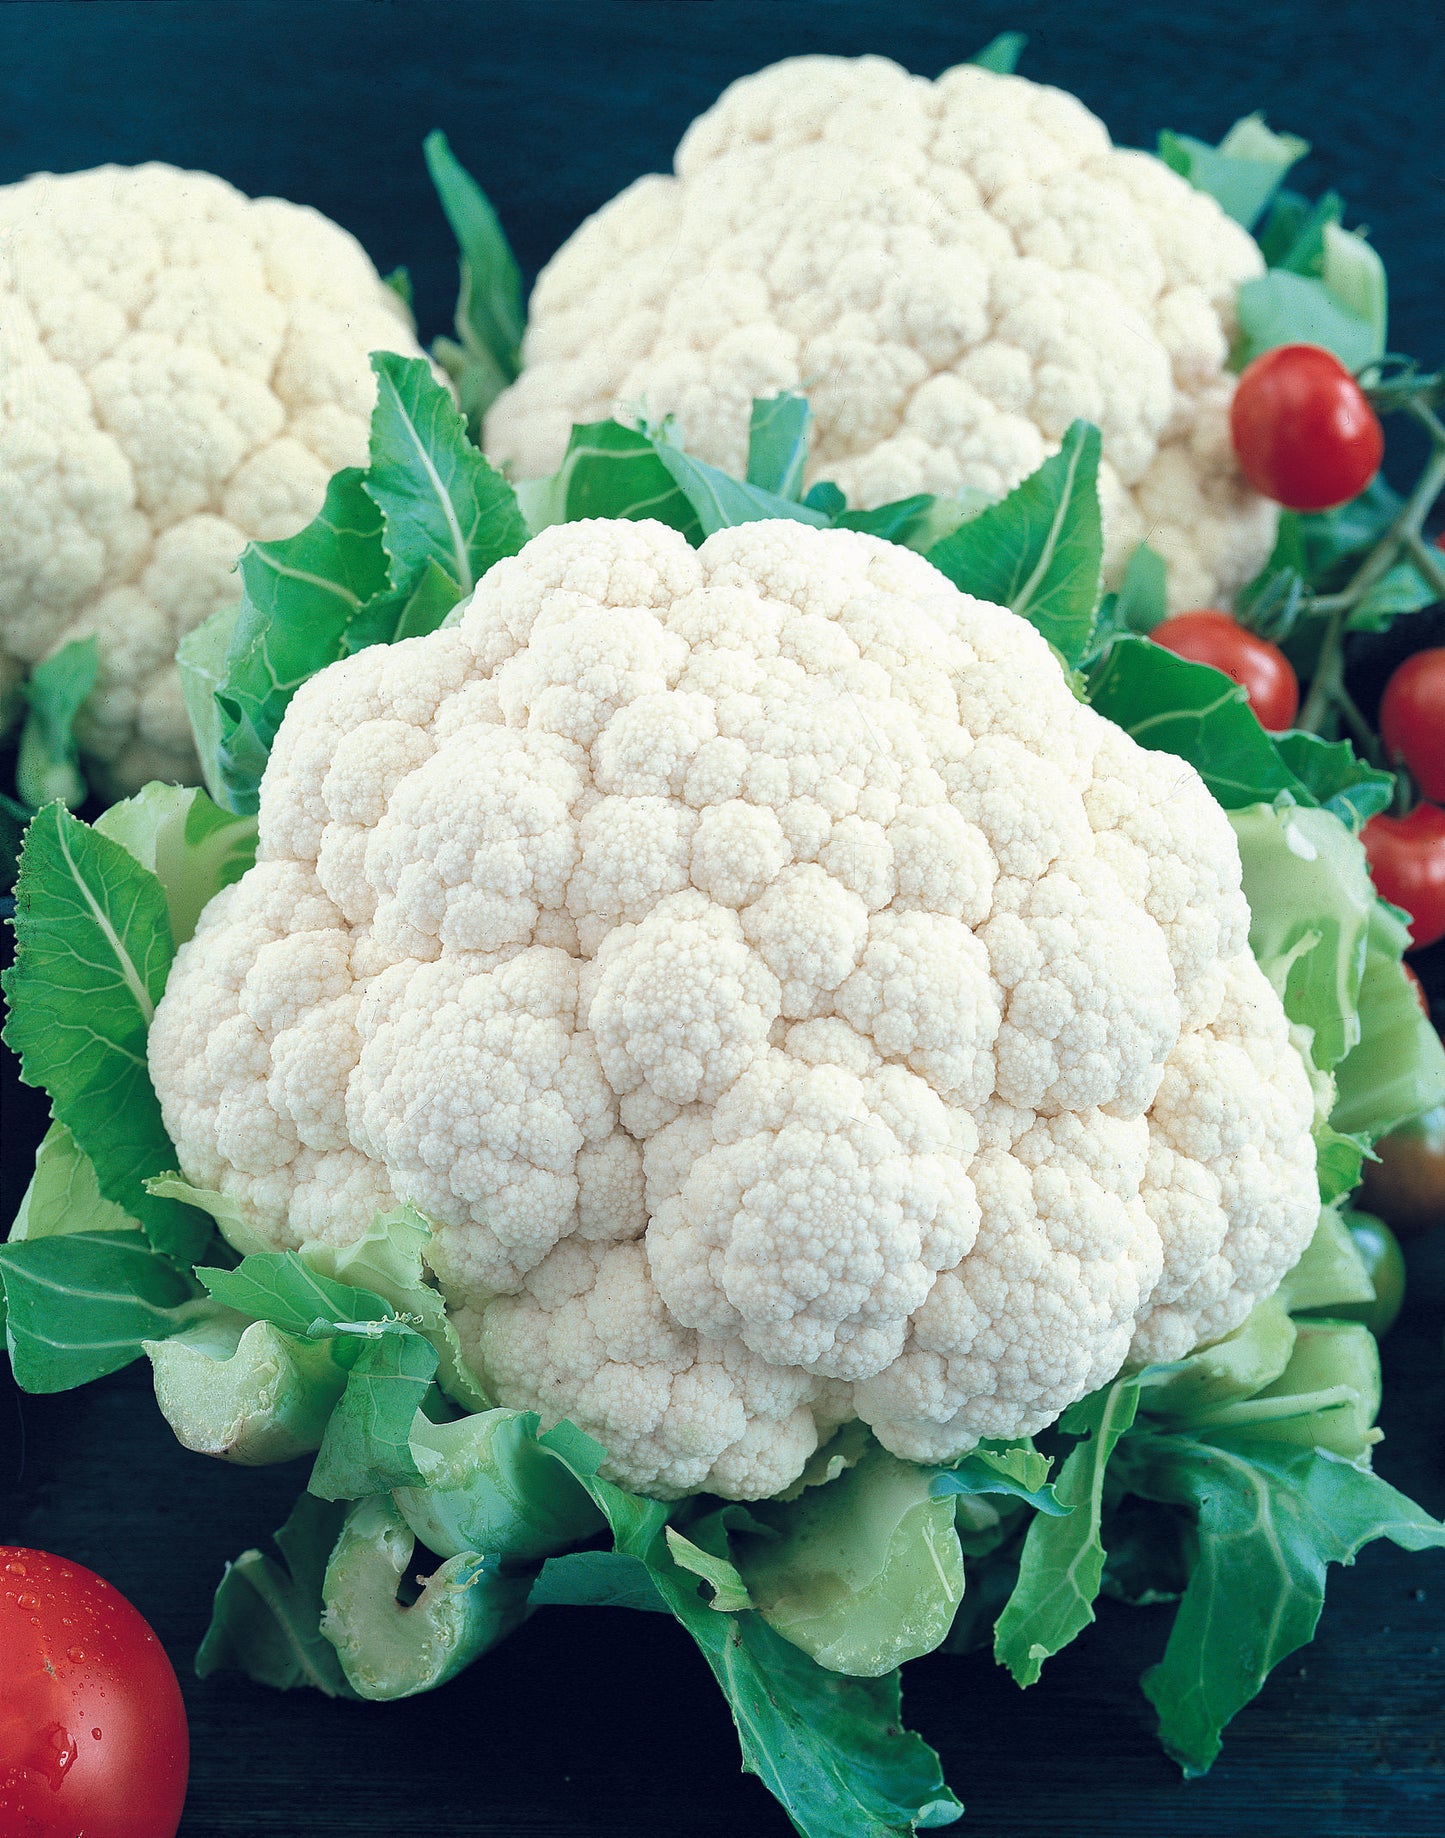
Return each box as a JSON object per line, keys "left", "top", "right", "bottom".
{"left": 1117, "top": 1435, "right": 1445, "bottom": 1776}
{"left": 927, "top": 420, "right": 1103, "bottom": 667}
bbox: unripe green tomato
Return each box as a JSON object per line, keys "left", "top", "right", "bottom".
{"left": 1337, "top": 1213, "right": 1407, "bottom": 1338}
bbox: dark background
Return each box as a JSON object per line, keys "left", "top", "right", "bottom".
{"left": 4, "top": 2, "right": 1445, "bottom": 1834}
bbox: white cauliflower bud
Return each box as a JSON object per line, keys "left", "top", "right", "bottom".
{"left": 149, "top": 517, "right": 1316, "bottom": 1499}
{"left": 0, "top": 162, "right": 427, "bottom": 792}
{"left": 485, "top": 55, "right": 1277, "bottom": 611}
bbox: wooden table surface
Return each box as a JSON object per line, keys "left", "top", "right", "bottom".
{"left": 4, "top": 2, "right": 1445, "bottom": 1832}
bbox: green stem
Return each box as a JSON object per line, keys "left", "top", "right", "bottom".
{"left": 1298, "top": 608, "right": 1347, "bottom": 733}
{"left": 1295, "top": 406, "right": 1445, "bottom": 736}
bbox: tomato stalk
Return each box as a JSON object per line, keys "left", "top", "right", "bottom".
{"left": 1295, "top": 392, "right": 1445, "bottom": 735}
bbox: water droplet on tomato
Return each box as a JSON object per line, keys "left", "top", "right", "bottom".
{"left": 67, "top": 1646, "right": 85, "bottom": 1663}
{"left": 91, "top": 1728, "right": 102, "bottom": 1741}
{"left": 5, "top": 1560, "right": 27, "bottom": 1576}
{"left": 15, "top": 1591, "right": 38, "bottom": 1610}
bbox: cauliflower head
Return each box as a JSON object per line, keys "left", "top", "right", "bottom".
{"left": 0, "top": 163, "right": 427, "bottom": 793}
{"left": 149, "top": 517, "right": 1316, "bottom": 1499}
{"left": 485, "top": 55, "right": 1278, "bottom": 611}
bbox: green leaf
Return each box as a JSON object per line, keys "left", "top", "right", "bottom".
{"left": 9, "top": 1120, "right": 140, "bottom": 1243}
{"left": 1271, "top": 733, "right": 1393, "bottom": 830}
{"left": 394, "top": 1408, "right": 603, "bottom": 1562}
{"left": 931, "top": 1443, "right": 1062, "bottom": 1514}
{"left": 1158, "top": 115, "right": 1308, "bottom": 231}
{"left": 1114, "top": 541, "right": 1169, "bottom": 635}
{"left": 541, "top": 1436, "right": 962, "bottom": 1837}
{"left": 300, "top": 1204, "right": 490, "bottom": 1410}
{"left": 196, "top": 1250, "right": 395, "bottom": 1342}
{"left": 95, "top": 783, "right": 256, "bottom": 947}
{"left": 16, "top": 638, "right": 98, "bottom": 810}
{"left": 1234, "top": 270, "right": 1380, "bottom": 372}
{"left": 363, "top": 352, "right": 529, "bottom": 600}
{"left": 1331, "top": 897, "right": 1445, "bottom": 1138}
{"left": 1320, "top": 221, "right": 1387, "bottom": 361}
{"left": 147, "top": 1313, "right": 348, "bottom": 1465}
{"left": 1297, "top": 479, "right": 1403, "bottom": 575}
{"left": 803, "top": 480, "right": 848, "bottom": 517}
{"left": 1116, "top": 1433, "right": 1445, "bottom": 1775}
{"left": 970, "top": 31, "right": 1026, "bottom": 73}
{"left": 219, "top": 467, "right": 388, "bottom": 813}
{"left": 1312, "top": 1121, "right": 1370, "bottom": 1206}
{"left": 730, "top": 1444, "right": 966, "bottom": 1675}
{"left": 529, "top": 1549, "right": 669, "bottom": 1613}
{"left": 0, "top": 1230, "right": 202, "bottom": 1391}
{"left": 1275, "top": 1207, "right": 1375, "bottom": 1315}
{"left": 423, "top": 130, "right": 525, "bottom": 431}
{"left": 517, "top": 418, "right": 704, "bottom": 540}
{"left": 1347, "top": 560, "right": 1437, "bottom": 633}
{"left": 322, "top": 1494, "right": 534, "bottom": 1699}
{"left": 667, "top": 1526, "right": 755, "bottom": 1613}
{"left": 1, "top": 804, "right": 208, "bottom": 1262}
{"left": 381, "top": 266, "right": 414, "bottom": 314}
{"left": 993, "top": 1373, "right": 1142, "bottom": 1686}
{"left": 747, "top": 394, "right": 813, "bottom": 499}
{"left": 340, "top": 557, "right": 464, "bottom": 655}
{"left": 1229, "top": 802, "right": 1375, "bottom": 1069}
{"left": 835, "top": 490, "right": 990, "bottom": 554}
{"left": 177, "top": 604, "right": 242, "bottom": 810}
{"left": 1196, "top": 1317, "right": 1381, "bottom": 1460}
{"left": 1087, "top": 542, "right": 1168, "bottom": 662}
{"left": 926, "top": 421, "right": 1103, "bottom": 667}
{"left": 1256, "top": 187, "right": 1344, "bottom": 275}
{"left": 308, "top": 1330, "right": 440, "bottom": 1500}
{"left": 1087, "top": 636, "right": 1310, "bottom": 810}
{"left": 145, "top": 1173, "right": 275, "bottom": 1257}
{"left": 1138, "top": 1295, "right": 1297, "bottom": 1421}
{"left": 650, "top": 430, "right": 832, "bottom": 537}
{"left": 196, "top": 1492, "right": 357, "bottom": 1697}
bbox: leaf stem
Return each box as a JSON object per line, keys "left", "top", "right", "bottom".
{"left": 1295, "top": 411, "right": 1445, "bottom": 736}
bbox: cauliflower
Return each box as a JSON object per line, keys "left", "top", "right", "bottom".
{"left": 485, "top": 55, "right": 1278, "bottom": 610}
{"left": 0, "top": 163, "right": 427, "bottom": 793}
{"left": 148, "top": 517, "right": 1317, "bottom": 1499}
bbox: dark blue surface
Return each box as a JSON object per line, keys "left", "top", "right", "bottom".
{"left": 3, "top": 4, "right": 1445, "bottom": 1835}
{"left": 2, "top": 0, "right": 1443, "bottom": 365}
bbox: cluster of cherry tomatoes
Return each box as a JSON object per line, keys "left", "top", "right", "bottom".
{"left": 1149, "top": 344, "right": 1445, "bottom": 955}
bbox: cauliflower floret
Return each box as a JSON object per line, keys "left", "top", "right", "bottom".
{"left": 0, "top": 163, "right": 426, "bottom": 793}
{"left": 485, "top": 56, "right": 1276, "bottom": 611}
{"left": 149, "top": 517, "right": 1317, "bottom": 1498}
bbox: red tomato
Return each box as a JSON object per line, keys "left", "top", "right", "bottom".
{"left": 1150, "top": 610, "right": 1300, "bottom": 730}
{"left": 1380, "top": 648, "right": 1445, "bottom": 803}
{"left": 1230, "top": 344, "right": 1384, "bottom": 511}
{"left": 1362, "top": 804, "right": 1445, "bottom": 949}
{"left": 0, "top": 1549, "right": 187, "bottom": 1837}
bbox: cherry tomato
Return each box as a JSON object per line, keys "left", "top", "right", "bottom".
{"left": 1380, "top": 648, "right": 1445, "bottom": 803}
{"left": 0, "top": 1549, "right": 187, "bottom": 1837}
{"left": 1150, "top": 610, "right": 1300, "bottom": 730}
{"left": 1230, "top": 344, "right": 1384, "bottom": 511}
{"left": 1359, "top": 1104, "right": 1445, "bottom": 1237}
{"left": 1361, "top": 803, "right": 1445, "bottom": 948}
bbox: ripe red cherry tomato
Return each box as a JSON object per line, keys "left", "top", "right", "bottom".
{"left": 1150, "top": 610, "right": 1300, "bottom": 730}
{"left": 1361, "top": 803, "right": 1445, "bottom": 949}
{"left": 1230, "top": 344, "right": 1384, "bottom": 511}
{"left": 0, "top": 1548, "right": 188, "bottom": 1837}
{"left": 1380, "top": 648, "right": 1445, "bottom": 803}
